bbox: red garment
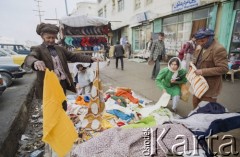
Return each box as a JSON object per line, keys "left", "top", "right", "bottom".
{"left": 115, "top": 89, "right": 139, "bottom": 104}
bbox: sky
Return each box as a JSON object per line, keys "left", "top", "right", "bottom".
{"left": 0, "top": 0, "right": 97, "bottom": 45}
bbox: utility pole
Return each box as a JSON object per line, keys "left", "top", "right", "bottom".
{"left": 64, "top": 0, "right": 69, "bottom": 16}
{"left": 33, "top": 0, "right": 44, "bottom": 23}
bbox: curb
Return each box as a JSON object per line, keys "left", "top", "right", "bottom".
{"left": 0, "top": 79, "right": 36, "bottom": 157}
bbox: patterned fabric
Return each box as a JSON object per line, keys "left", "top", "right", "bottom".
{"left": 71, "top": 124, "right": 203, "bottom": 157}
{"left": 150, "top": 40, "right": 165, "bottom": 61}
{"left": 186, "top": 63, "right": 209, "bottom": 99}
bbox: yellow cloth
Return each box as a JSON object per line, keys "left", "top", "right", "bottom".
{"left": 42, "top": 69, "right": 78, "bottom": 157}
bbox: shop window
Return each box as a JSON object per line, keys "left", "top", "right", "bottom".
{"left": 163, "top": 16, "right": 178, "bottom": 25}
{"left": 230, "top": 11, "right": 240, "bottom": 54}
{"left": 162, "top": 7, "right": 213, "bottom": 56}
{"left": 183, "top": 13, "right": 192, "bottom": 22}
{"left": 133, "top": 24, "right": 153, "bottom": 51}
{"left": 98, "top": 9, "right": 103, "bottom": 17}
{"left": 118, "top": 0, "right": 124, "bottom": 12}
{"left": 135, "top": 0, "right": 141, "bottom": 10}
{"left": 193, "top": 8, "right": 209, "bottom": 20}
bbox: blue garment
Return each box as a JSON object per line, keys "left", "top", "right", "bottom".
{"left": 107, "top": 110, "right": 134, "bottom": 122}
{"left": 190, "top": 102, "right": 226, "bottom": 116}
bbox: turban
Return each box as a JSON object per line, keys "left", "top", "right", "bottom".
{"left": 194, "top": 28, "right": 215, "bottom": 39}
{"left": 36, "top": 23, "right": 59, "bottom": 35}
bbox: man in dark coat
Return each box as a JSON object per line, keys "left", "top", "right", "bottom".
{"left": 24, "top": 23, "right": 97, "bottom": 110}
{"left": 114, "top": 41, "right": 125, "bottom": 70}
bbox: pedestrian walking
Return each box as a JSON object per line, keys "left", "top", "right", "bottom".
{"left": 192, "top": 28, "right": 228, "bottom": 108}
{"left": 149, "top": 32, "right": 166, "bottom": 80}
{"left": 156, "top": 57, "right": 187, "bottom": 112}
{"left": 24, "top": 23, "right": 98, "bottom": 110}
{"left": 114, "top": 41, "right": 125, "bottom": 70}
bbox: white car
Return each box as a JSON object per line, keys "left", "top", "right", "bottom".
{"left": 0, "top": 48, "right": 26, "bottom": 66}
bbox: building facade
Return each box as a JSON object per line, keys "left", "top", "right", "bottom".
{"left": 74, "top": 0, "right": 236, "bottom": 56}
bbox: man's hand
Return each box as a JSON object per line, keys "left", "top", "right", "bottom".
{"left": 91, "top": 57, "right": 103, "bottom": 62}
{"left": 34, "top": 61, "right": 46, "bottom": 71}
{"left": 194, "top": 69, "right": 203, "bottom": 75}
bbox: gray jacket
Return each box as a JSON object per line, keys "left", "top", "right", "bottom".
{"left": 150, "top": 40, "right": 165, "bottom": 61}
{"left": 114, "top": 44, "right": 125, "bottom": 57}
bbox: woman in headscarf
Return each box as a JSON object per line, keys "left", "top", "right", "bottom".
{"left": 25, "top": 23, "right": 97, "bottom": 110}
{"left": 155, "top": 57, "right": 187, "bottom": 112}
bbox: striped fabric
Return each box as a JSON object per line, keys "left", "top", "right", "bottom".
{"left": 186, "top": 63, "right": 209, "bottom": 99}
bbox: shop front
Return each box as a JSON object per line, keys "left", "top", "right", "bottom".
{"left": 132, "top": 23, "right": 153, "bottom": 52}
{"left": 162, "top": 5, "right": 217, "bottom": 57}
{"left": 229, "top": 0, "right": 240, "bottom": 55}
{"left": 151, "top": 0, "right": 219, "bottom": 57}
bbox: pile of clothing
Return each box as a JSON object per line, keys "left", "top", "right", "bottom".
{"left": 64, "top": 36, "right": 107, "bottom": 50}
{"left": 64, "top": 24, "right": 111, "bottom": 36}
{"left": 65, "top": 87, "right": 240, "bottom": 156}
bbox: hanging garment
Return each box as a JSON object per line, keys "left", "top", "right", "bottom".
{"left": 42, "top": 69, "right": 78, "bottom": 157}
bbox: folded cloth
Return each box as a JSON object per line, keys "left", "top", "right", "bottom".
{"left": 115, "top": 89, "right": 139, "bottom": 104}
{"left": 186, "top": 63, "right": 209, "bottom": 98}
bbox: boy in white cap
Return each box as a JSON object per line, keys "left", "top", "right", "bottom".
{"left": 74, "top": 63, "right": 95, "bottom": 95}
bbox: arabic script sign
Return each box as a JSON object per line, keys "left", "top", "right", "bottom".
{"left": 172, "top": 0, "right": 200, "bottom": 13}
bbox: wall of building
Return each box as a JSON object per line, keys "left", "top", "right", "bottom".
{"left": 72, "top": 0, "right": 235, "bottom": 54}
{"left": 71, "top": 2, "right": 98, "bottom": 16}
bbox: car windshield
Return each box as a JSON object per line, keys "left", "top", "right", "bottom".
{"left": 0, "top": 48, "right": 10, "bottom": 56}
{"left": 3, "top": 49, "right": 18, "bottom": 55}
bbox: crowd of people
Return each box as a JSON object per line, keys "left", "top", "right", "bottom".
{"left": 25, "top": 22, "right": 233, "bottom": 113}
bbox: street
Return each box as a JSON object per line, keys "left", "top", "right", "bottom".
{"left": 101, "top": 59, "right": 240, "bottom": 116}
{"left": 0, "top": 59, "right": 240, "bottom": 156}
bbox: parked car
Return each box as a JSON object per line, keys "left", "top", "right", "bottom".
{"left": 1, "top": 48, "right": 33, "bottom": 73}
{"left": 0, "top": 48, "right": 26, "bottom": 66}
{"left": 0, "top": 74, "right": 7, "bottom": 95}
{"left": 0, "top": 43, "right": 30, "bottom": 55}
{"left": 0, "top": 64, "right": 26, "bottom": 86}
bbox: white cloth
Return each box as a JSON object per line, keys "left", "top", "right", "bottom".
{"left": 139, "top": 93, "right": 171, "bottom": 117}
{"left": 60, "top": 14, "right": 108, "bottom": 27}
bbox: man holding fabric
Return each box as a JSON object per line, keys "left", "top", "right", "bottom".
{"left": 149, "top": 32, "right": 166, "bottom": 80}
{"left": 192, "top": 28, "right": 228, "bottom": 108}
{"left": 25, "top": 23, "right": 97, "bottom": 110}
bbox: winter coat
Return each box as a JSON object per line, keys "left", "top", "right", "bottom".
{"left": 193, "top": 40, "right": 228, "bottom": 98}
{"left": 150, "top": 40, "right": 165, "bottom": 61}
{"left": 114, "top": 44, "right": 125, "bottom": 57}
{"left": 156, "top": 57, "right": 187, "bottom": 96}
{"left": 24, "top": 44, "right": 92, "bottom": 99}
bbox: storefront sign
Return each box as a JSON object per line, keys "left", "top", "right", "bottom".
{"left": 172, "top": 0, "right": 200, "bottom": 13}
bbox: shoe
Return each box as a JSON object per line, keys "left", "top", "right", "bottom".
{"left": 121, "top": 68, "right": 124, "bottom": 70}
